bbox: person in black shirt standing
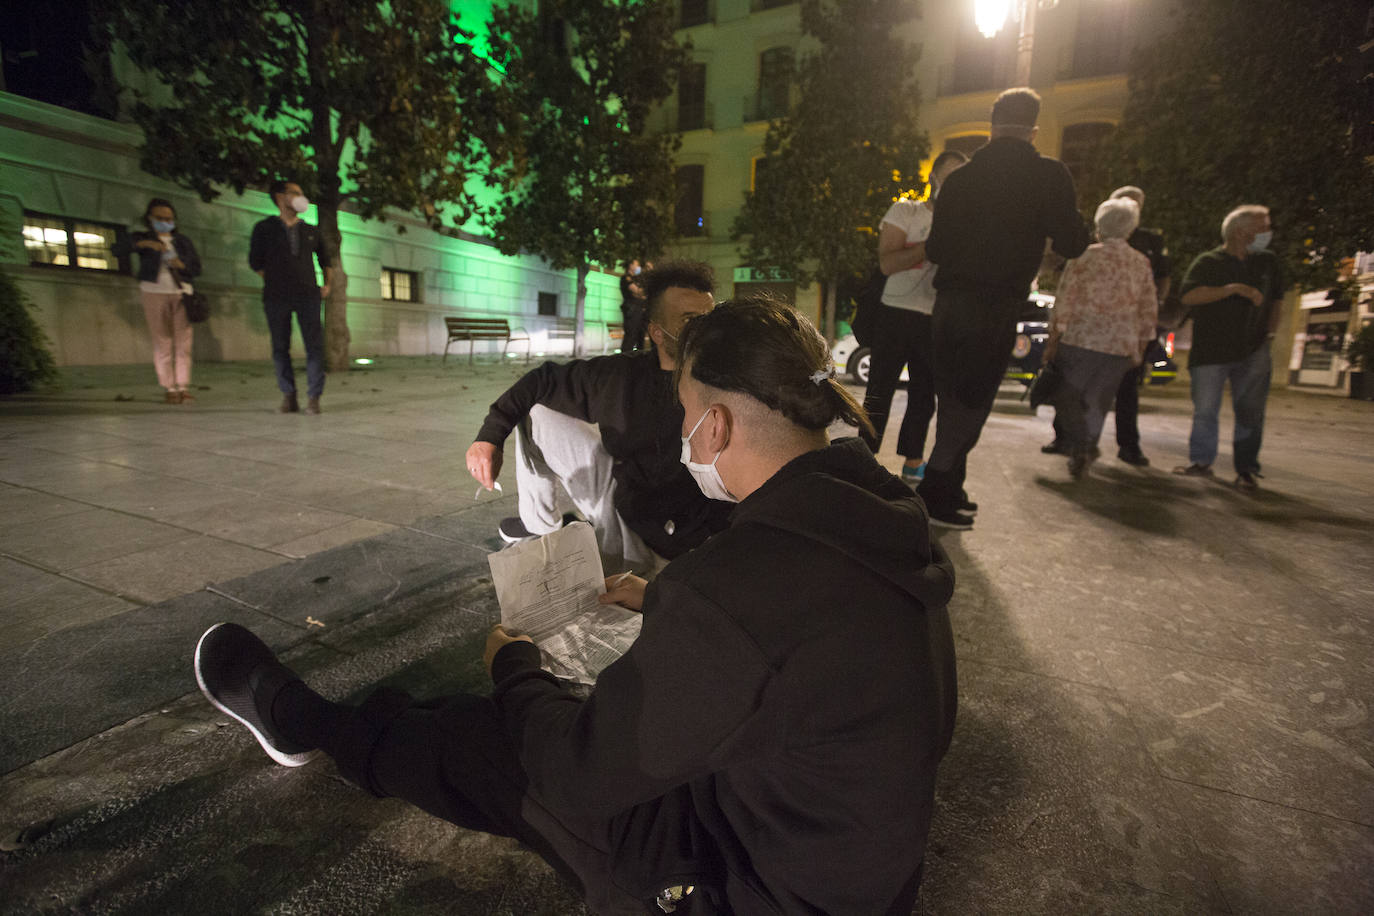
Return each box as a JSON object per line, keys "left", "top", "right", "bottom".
{"left": 1043, "top": 185, "right": 1171, "bottom": 465}
{"left": 249, "top": 180, "right": 333, "bottom": 414}
{"left": 919, "top": 88, "right": 1090, "bottom": 528}
{"left": 1172, "top": 205, "right": 1284, "bottom": 492}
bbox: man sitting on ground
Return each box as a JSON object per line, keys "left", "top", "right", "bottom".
{"left": 464, "top": 261, "right": 730, "bottom": 568}
{"left": 193, "top": 296, "right": 958, "bottom": 914}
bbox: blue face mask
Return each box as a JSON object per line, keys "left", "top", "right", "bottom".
{"left": 151, "top": 220, "right": 175, "bottom": 234}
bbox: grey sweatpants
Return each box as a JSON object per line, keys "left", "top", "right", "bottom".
{"left": 1054, "top": 344, "right": 1134, "bottom": 454}
{"left": 514, "top": 404, "right": 657, "bottom": 568}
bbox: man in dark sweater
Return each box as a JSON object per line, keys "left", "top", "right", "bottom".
{"left": 920, "top": 87, "right": 1090, "bottom": 528}
{"left": 1044, "top": 185, "right": 1171, "bottom": 465}
{"left": 465, "top": 261, "right": 731, "bottom": 567}
{"left": 1172, "top": 204, "right": 1285, "bottom": 491}
{"left": 248, "top": 180, "right": 333, "bottom": 414}
{"left": 193, "top": 298, "right": 958, "bottom": 914}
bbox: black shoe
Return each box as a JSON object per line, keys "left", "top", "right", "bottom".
{"left": 959, "top": 493, "right": 978, "bottom": 514}
{"left": 194, "top": 623, "right": 316, "bottom": 767}
{"left": 498, "top": 517, "right": 537, "bottom": 543}
{"left": 1235, "top": 471, "right": 1262, "bottom": 492}
{"left": 1172, "top": 463, "right": 1214, "bottom": 478}
{"left": 1068, "top": 452, "right": 1091, "bottom": 480}
{"left": 1118, "top": 446, "right": 1150, "bottom": 467}
{"left": 928, "top": 508, "right": 974, "bottom": 531}
{"left": 1041, "top": 440, "right": 1068, "bottom": 455}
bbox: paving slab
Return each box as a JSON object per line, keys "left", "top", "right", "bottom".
{"left": 1, "top": 358, "right": 1371, "bottom": 914}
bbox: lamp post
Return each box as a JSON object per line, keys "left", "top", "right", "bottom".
{"left": 975, "top": 0, "right": 1061, "bottom": 86}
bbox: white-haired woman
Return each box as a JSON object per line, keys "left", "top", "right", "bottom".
{"left": 1044, "top": 197, "right": 1158, "bottom": 478}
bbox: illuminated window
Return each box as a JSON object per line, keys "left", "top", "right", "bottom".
{"left": 380, "top": 267, "right": 421, "bottom": 302}
{"left": 675, "top": 165, "right": 706, "bottom": 237}
{"left": 23, "top": 212, "right": 126, "bottom": 273}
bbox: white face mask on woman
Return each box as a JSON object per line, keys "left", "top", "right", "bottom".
{"left": 680, "top": 407, "right": 736, "bottom": 503}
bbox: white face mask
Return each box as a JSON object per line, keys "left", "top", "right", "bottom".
{"left": 291, "top": 195, "right": 311, "bottom": 214}
{"left": 1247, "top": 230, "right": 1272, "bottom": 253}
{"left": 680, "top": 407, "right": 736, "bottom": 503}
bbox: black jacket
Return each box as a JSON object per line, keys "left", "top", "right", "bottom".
{"left": 492, "top": 439, "right": 958, "bottom": 914}
{"left": 248, "top": 216, "right": 331, "bottom": 301}
{"left": 113, "top": 230, "right": 202, "bottom": 284}
{"left": 475, "top": 351, "right": 732, "bottom": 558}
{"left": 927, "top": 136, "right": 1089, "bottom": 298}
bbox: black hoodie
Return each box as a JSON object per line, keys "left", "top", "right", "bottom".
{"left": 493, "top": 439, "right": 958, "bottom": 914}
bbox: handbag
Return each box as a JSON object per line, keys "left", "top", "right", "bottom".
{"left": 1029, "top": 360, "right": 1063, "bottom": 410}
{"left": 181, "top": 289, "right": 210, "bottom": 323}
{"left": 849, "top": 266, "right": 885, "bottom": 348}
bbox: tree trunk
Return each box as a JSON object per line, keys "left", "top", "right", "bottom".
{"left": 822, "top": 276, "right": 838, "bottom": 343}
{"left": 317, "top": 204, "right": 351, "bottom": 372}
{"left": 573, "top": 263, "right": 589, "bottom": 358}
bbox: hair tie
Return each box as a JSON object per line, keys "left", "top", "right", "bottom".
{"left": 809, "top": 367, "right": 835, "bottom": 385}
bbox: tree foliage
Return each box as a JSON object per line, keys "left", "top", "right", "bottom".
{"left": 0, "top": 268, "right": 58, "bottom": 395}
{"left": 481, "top": 0, "right": 685, "bottom": 356}
{"left": 99, "top": 0, "right": 499, "bottom": 368}
{"left": 731, "top": 0, "right": 928, "bottom": 338}
{"left": 1082, "top": 0, "right": 1374, "bottom": 290}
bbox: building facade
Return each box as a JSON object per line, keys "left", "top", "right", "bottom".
{"left": 654, "top": 0, "right": 1159, "bottom": 325}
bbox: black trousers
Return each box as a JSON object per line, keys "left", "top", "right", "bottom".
{"left": 917, "top": 288, "right": 1022, "bottom": 515}
{"left": 276, "top": 682, "right": 648, "bottom": 915}
{"left": 620, "top": 301, "right": 646, "bottom": 351}
{"left": 860, "top": 307, "right": 936, "bottom": 460}
{"left": 1051, "top": 363, "right": 1143, "bottom": 449}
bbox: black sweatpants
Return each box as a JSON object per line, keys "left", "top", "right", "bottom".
{"left": 274, "top": 681, "right": 647, "bottom": 915}
{"left": 861, "top": 306, "right": 936, "bottom": 460}
{"left": 917, "top": 287, "right": 1022, "bottom": 515}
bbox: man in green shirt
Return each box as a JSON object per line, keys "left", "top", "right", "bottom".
{"left": 1173, "top": 205, "right": 1285, "bottom": 491}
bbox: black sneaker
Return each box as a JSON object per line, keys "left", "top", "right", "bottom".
{"left": 1041, "top": 440, "right": 1068, "bottom": 455}
{"left": 194, "top": 623, "right": 316, "bottom": 767}
{"left": 1117, "top": 446, "right": 1150, "bottom": 467}
{"left": 959, "top": 494, "right": 979, "bottom": 514}
{"left": 498, "top": 517, "right": 536, "bottom": 543}
{"left": 1172, "top": 463, "right": 1214, "bottom": 478}
{"left": 928, "top": 508, "right": 975, "bottom": 531}
{"left": 1235, "top": 471, "right": 1262, "bottom": 492}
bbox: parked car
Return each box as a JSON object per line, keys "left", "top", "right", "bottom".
{"left": 1004, "top": 293, "right": 1179, "bottom": 388}
{"left": 831, "top": 292, "right": 1178, "bottom": 388}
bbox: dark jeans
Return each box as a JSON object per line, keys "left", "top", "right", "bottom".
{"left": 264, "top": 297, "right": 325, "bottom": 398}
{"left": 620, "top": 301, "right": 646, "bottom": 352}
{"left": 276, "top": 681, "right": 647, "bottom": 914}
{"left": 1052, "top": 362, "right": 1144, "bottom": 449}
{"left": 861, "top": 307, "right": 935, "bottom": 460}
{"left": 917, "top": 288, "right": 1022, "bottom": 515}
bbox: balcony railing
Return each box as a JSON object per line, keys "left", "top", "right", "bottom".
{"left": 742, "top": 90, "right": 793, "bottom": 123}
{"left": 673, "top": 101, "right": 715, "bottom": 132}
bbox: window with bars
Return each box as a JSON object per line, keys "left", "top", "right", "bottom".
{"left": 22, "top": 213, "right": 127, "bottom": 273}
{"left": 380, "top": 267, "right": 421, "bottom": 302}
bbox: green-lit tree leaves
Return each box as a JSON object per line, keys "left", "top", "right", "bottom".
{"left": 480, "top": 0, "right": 685, "bottom": 356}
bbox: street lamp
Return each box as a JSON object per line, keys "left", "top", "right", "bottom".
{"left": 974, "top": 0, "right": 1062, "bottom": 86}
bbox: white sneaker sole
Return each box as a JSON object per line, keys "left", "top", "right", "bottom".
{"left": 194, "top": 625, "right": 317, "bottom": 768}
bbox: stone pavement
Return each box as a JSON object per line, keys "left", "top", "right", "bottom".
{"left": 1, "top": 357, "right": 1371, "bottom": 914}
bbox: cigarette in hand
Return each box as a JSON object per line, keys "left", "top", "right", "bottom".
{"left": 612, "top": 571, "right": 634, "bottom": 588}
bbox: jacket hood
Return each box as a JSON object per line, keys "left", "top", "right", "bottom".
{"left": 732, "top": 438, "right": 955, "bottom": 611}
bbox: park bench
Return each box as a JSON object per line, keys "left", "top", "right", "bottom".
{"left": 544, "top": 318, "right": 628, "bottom": 354}
{"left": 442, "top": 316, "right": 531, "bottom": 364}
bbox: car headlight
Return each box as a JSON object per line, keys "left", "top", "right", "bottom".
{"left": 1012, "top": 334, "right": 1032, "bottom": 358}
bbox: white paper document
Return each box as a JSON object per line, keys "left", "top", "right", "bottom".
{"left": 486, "top": 521, "right": 641, "bottom": 686}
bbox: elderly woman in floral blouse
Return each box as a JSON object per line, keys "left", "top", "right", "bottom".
{"left": 1044, "top": 197, "right": 1158, "bottom": 479}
